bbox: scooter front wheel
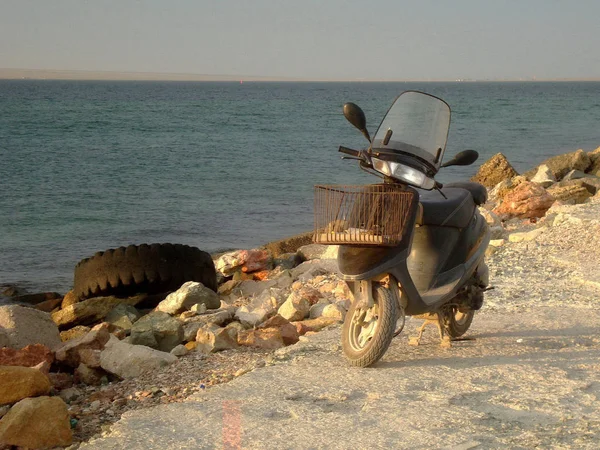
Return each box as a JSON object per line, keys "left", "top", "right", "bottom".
{"left": 341, "top": 284, "right": 398, "bottom": 367}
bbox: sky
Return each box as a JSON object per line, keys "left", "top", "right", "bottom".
{"left": 1, "top": 0, "right": 599, "bottom": 80}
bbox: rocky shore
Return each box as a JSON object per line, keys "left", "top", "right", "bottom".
{"left": 1, "top": 146, "right": 599, "bottom": 449}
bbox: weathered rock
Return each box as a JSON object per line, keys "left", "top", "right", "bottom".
{"left": 170, "top": 344, "right": 189, "bottom": 356}
{"left": 100, "top": 336, "right": 177, "bottom": 379}
{"left": 182, "top": 308, "right": 235, "bottom": 341}
{"left": 59, "top": 386, "right": 82, "bottom": 403}
{"left": 525, "top": 149, "right": 591, "bottom": 180}
{"left": 321, "top": 303, "right": 346, "bottom": 321}
{"left": 34, "top": 297, "right": 63, "bottom": 313}
{"left": 530, "top": 164, "right": 556, "bottom": 188}
{"left": 493, "top": 181, "right": 555, "bottom": 219}
{"left": 0, "top": 344, "right": 54, "bottom": 370}
{"left": 241, "top": 249, "right": 271, "bottom": 273}
{"left": 562, "top": 169, "right": 588, "bottom": 181}
{"left": 0, "top": 366, "right": 51, "bottom": 405}
{"left": 184, "top": 341, "right": 198, "bottom": 351}
{"left": 61, "top": 290, "right": 79, "bottom": 309}
{"left": 0, "top": 396, "right": 72, "bottom": 448}
{"left": 278, "top": 292, "right": 311, "bottom": 321}
{"left": 232, "top": 279, "right": 278, "bottom": 298}
{"left": 60, "top": 325, "right": 92, "bottom": 342}
{"left": 587, "top": 146, "right": 600, "bottom": 176}
{"left": 130, "top": 311, "right": 183, "bottom": 352}
{"left": 298, "top": 244, "right": 339, "bottom": 261}
{"left": 309, "top": 302, "right": 328, "bottom": 319}
{"left": 0, "top": 329, "right": 9, "bottom": 348}
{"left": 471, "top": 153, "right": 518, "bottom": 188}
{"left": 156, "top": 281, "right": 220, "bottom": 315}
{"left": 78, "top": 348, "right": 102, "bottom": 368}
{"left": 105, "top": 303, "right": 141, "bottom": 331}
{"left": 190, "top": 303, "right": 207, "bottom": 314}
{"left": 55, "top": 328, "right": 111, "bottom": 368}
{"left": 51, "top": 294, "right": 146, "bottom": 329}
{"left": 0, "top": 305, "right": 61, "bottom": 350}
{"left": 263, "top": 231, "right": 314, "bottom": 258}
{"left": 235, "top": 307, "right": 272, "bottom": 328}
{"left": 291, "top": 259, "right": 339, "bottom": 280}
{"left": 237, "top": 328, "right": 285, "bottom": 349}
{"left": 547, "top": 184, "right": 592, "bottom": 205}
{"left": 75, "top": 363, "right": 107, "bottom": 385}
{"left": 293, "top": 317, "right": 340, "bottom": 335}
{"left": 217, "top": 280, "right": 240, "bottom": 296}
{"left": 258, "top": 315, "right": 299, "bottom": 346}
{"left": 195, "top": 325, "right": 238, "bottom": 354}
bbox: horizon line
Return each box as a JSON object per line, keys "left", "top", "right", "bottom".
{"left": 1, "top": 68, "right": 599, "bottom": 83}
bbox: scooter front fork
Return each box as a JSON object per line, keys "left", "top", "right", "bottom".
{"left": 408, "top": 313, "right": 452, "bottom": 348}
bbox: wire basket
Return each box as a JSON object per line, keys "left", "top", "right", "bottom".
{"left": 313, "top": 184, "right": 417, "bottom": 246}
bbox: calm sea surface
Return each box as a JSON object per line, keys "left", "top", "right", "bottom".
{"left": 1, "top": 81, "right": 599, "bottom": 295}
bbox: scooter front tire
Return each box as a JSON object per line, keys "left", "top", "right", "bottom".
{"left": 341, "top": 284, "right": 398, "bottom": 368}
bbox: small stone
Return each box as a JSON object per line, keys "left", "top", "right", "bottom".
{"left": 105, "top": 304, "right": 141, "bottom": 331}
{"left": 278, "top": 292, "right": 311, "bottom": 321}
{"left": 100, "top": 336, "right": 177, "bottom": 379}
{"left": 61, "top": 291, "right": 79, "bottom": 309}
{"left": 75, "top": 363, "right": 106, "bottom": 386}
{"left": 170, "top": 344, "right": 189, "bottom": 357}
{"left": 238, "top": 328, "right": 285, "bottom": 349}
{"left": 190, "top": 303, "right": 207, "bottom": 314}
{"left": 530, "top": 164, "right": 556, "bottom": 188}
{"left": 471, "top": 153, "right": 518, "bottom": 188}
{"left": 489, "top": 239, "right": 506, "bottom": 247}
{"left": 59, "top": 387, "right": 82, "bottom": 403}
{"left": 184, "top": 341, "right": 198, "bottom": 351}
{"left": 195, "top": 326, "right": 238, "bottom": 354}
{"left": 55, "top": 327, "right": 111, "bottom": 368}
{"left": 321, "top": 303, "right": 346, "bottom": 321}
{"left": 60, "top": 325, "right": 92, "bottom": 342}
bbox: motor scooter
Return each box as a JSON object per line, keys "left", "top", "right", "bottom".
{"left": 313, "top": 91, "right": 490, "bottom": 367}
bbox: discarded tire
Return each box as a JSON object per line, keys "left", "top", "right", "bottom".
{"left": 73, "top": 243, "right": 217, "bottom": 300}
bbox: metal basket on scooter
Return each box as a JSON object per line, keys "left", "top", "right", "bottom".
{"left": 314, "top": 184, "right": 417, "bottom": 246}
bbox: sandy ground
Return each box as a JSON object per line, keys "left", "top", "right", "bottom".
{"left": 79, "top": 199, "right": 600, "bottom": 450}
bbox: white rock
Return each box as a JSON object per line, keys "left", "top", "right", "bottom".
{"left": 0, "top": 305, "right": 61, "bottom": 350}
{"left": 156, "top": 282, "right": 219, "bottom": 315}
{"left": 235, "top": 307, "right": 272, "bottom": 328}
{"left": 278, "top": 293, "right": 310, "bottom": 321}
{"left": 100, "top": 336, "right": 177, "bottom": 379}
{"left": 489, "top": 239, "right": 506, "bottom": 247}
{"left": 321, "top": 303, "right": 346, "bottom": 321}
{"left": 531, "top": 164, "right": 556, "bottom": 188}
{"left": 190, "top": 303, "right": 207, "bottom": 314}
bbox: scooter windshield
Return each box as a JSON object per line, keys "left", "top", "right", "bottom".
{"left": 371, "top": 91, "right": 450, "bottom": 173}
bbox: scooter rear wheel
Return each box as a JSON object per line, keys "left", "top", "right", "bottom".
{"left": 342, "top": 284, "right": 398, "bottom": 367}
{"left": 441, "top": 306, "right": 474, "bottom": 339}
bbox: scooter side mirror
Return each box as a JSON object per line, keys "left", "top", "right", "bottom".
{"left": 343, "top": 102, "right": 371, "bottom": 142}
{"left": 441, "top": 150, "right": 479, "bottom": 168}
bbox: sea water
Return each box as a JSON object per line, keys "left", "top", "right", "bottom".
{"left": 1, "top": 80, "right": 599, "bottom": 294}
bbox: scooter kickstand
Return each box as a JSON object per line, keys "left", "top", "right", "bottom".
{"left": 408, "top": 315, "right": 452, "bottom": 348}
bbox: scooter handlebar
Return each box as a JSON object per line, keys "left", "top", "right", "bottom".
{"left": 338, "top": 146, "right": 361, "bottom": 157}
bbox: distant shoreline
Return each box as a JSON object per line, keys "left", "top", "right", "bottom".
{"left": 1, "top": 68, "right": 599, "bottom": 82}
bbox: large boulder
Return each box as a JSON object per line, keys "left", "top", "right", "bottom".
{"left": 0, "top": 344, "right": 54, "bottom": 370}
{"left": 0, "top": 305, "right": 61, "bottom": 350}
{"left": 100, "top": 336, "right": 177, "bottom": 379}
{"left": 51, "top": 294, "right": 146, "bottom": 329}
{"left": 156, "top": 281, "right": 219, "bottom": 315}
{"left": 0, "top": 396, "right": 72, "bottom": 448}
{"left": 130, "top": 311, "right": 183, "bottom": 352}
{"left": 547, "top": 184, "right": 593, "bottom": 205}
{"left": 0, "top": 366, "right": 51, "bottom": 406}
{"left": 54, "top": 328, "right": 111, "bottom": 368}
{"left": 470, "top": 153, "right": 518, "bottom": 188}
{"left": 587, "top": 146, "right": 600, "bottom": 176}
{"left": 493, "top": 181, "right": 555, "bottom": 219}
{"left": 524, "top": 149, "right": 591, "bottom": 180}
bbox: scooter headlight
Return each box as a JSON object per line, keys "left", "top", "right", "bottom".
{"left": 372, "top": 158, "right": 435, "bottom": 190}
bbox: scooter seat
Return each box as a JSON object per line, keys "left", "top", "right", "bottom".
{"left": 417, "top": 188, "right": 475, "bottom": 228}
{"left": 443, "top": 181, "right": 488, "bottom": 205}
